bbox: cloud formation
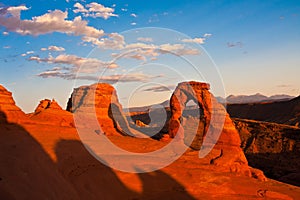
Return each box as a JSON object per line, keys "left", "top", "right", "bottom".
{"left": 82, "top": 32, "right": 125, "bottom": 49}
{"left": 130, "top": 13, "right": 137, "bottom": 18}
{"left": 73, "top": 2, "right": 118, "bottom": 19}
{"left": 0, "top": 6, "right": 104, "bottom": 38}
{"left": 111, "top": 42, "right": 200, "bottom": 62}
{"left": 37, "top": 68, "right": 160, "bottom": 84}
{"left": 0, "top": 5, "right": 126, "bottom": 49}
{"left": 143, "top": 85, "right": 175, "bottom": 92}
{"left": 29, "top": 54, "right": 118, "bottom": 73}
{"left": 182, "top": 37, "right": 205, "bottom": 44}
{"left": 137, "top": 37, "right": 153, "bottom": 42}
{"left": 181, "top": 34, "right": 212, "bottom": 44}
{"left": 41, "top": 45, "right": 65, "bottom": 51}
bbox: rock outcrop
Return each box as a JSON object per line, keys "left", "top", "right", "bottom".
{"left": 168, "top": 81, "right": 265, "bottom": 179}
{"left": 67, "top": 83, "right": 142, "bottom": 136}
{"left": 0, "top": 85, "right": 28, "bottom": 123}
{"left": 29, "top": 99, "right": 74, "bottom": 127}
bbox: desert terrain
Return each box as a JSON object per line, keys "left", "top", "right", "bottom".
{"left": 1, "top": 82, "right": 300, "bottom": 199}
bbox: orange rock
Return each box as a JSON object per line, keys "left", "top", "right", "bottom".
{"left": 67, "top": 83, "right": 143, "bottom": 136}
{"left": 0, "top": 85, "right": 28, "bottom": 123}
{"left": 30, "top": 99, "right": 74, "bottom": 127}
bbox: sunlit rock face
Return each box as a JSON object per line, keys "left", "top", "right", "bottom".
{"left": 29, "top": 99, "right": 74, "bottom": 127}
{"left": 0, "top": 85, "right": 28, "bottom": 123}
{"left": 67, "top": 83, "right": 141, "bottom": 136}
{"left": 168, "top": 81, "right": 266, "bottom": 180}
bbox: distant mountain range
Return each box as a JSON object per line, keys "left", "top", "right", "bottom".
{"left": 227, "top": 95, "right": 300, "bottom": 127}
{"left": 216, "top": 93, "right": 295, "bottom": 104}
{"left": 125, "top": 94, "right": 296, "bottom": 113}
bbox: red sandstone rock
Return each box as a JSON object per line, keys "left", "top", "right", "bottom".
{"left": 0, "top": 85, "right": 28, "bottom": 123}
{"left": 67, "top": 83, "right": 143, "bottom": 136}
{"left": 30, "top": 99, "right": 74, "bottom": 127}
{"left": 168, "top": 81, "right": 266, "bottom": 179}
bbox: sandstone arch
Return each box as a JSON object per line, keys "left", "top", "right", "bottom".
{"left": 168, "top": 81, "right": 212, "bottom": 140}
{"left": 168, "top": 81, "right": 266, "bottom": 179}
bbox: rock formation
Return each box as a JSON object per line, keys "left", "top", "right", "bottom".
{"left": 34, "top": 99, "right": 63, "bottom": 113}
{"left": 67, "top": 83, "right": 142, "bottom": 136}
{"left": 29, "top": 99, "right": 74, "bottom": 127}
{"left": 168, "top": 81, "right": 265, "bottom": 179}
{"left": 234, "top": 118, "right": 300, "bottom": 186}
{"left": 0, "top": 85, "right": 28, "bottom": 123}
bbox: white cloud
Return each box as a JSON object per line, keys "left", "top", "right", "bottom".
{"left": 112, "top": 42, "right": 200, "bottom": 62}
{"left": 26, "top": 51, "right": 34, "bottom": 54}
{"left": 82, "top": 32, "right": 125, "bottom": 49}
{"left": 6, "top": 5, "right": 29, "bottom": 17}
{"left": 181, "top": 34, "right": 212, "bottom": 44}
{"left": 130, "top": 13, "right": 137, "bottom": 18}
{"left": 73, "top": 2, "right": 118, "bottom": 19}
{"left": 0, "top": 7, "right": 104, "bottom": 39}
{"left": 41, "top": 45, "right": 65, "bottom": 51}
{"left": 203, "top": 33, "right": 212, "bottom": 38}
{"left": 182, "top": 37, "right": 205, "bottom": 44}
{"left": 158, "top": 43, "right": 200, "bottom": 55}
{"left": 137, "top": 37, "right": 153, "bottom": 42}
{"left": 73, "top": 3, "right": 88, "bottom": 13}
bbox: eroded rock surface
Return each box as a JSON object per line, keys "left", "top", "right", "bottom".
{"left": 67, "top": 83, "right": 142, "bottom": 136}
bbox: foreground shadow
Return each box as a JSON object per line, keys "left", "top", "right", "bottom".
{"left": 55, "top": 139, "right": 195, "bottom": 200}
{"left": 0, "top": 111, "right": 194, "bottom": 199}
{"left": 0, "top": 111, "right": 78, "bottom": 199}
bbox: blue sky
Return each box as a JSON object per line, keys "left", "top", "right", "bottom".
{"left": 0, "top": 0, "right": 299, "bottom": 113}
